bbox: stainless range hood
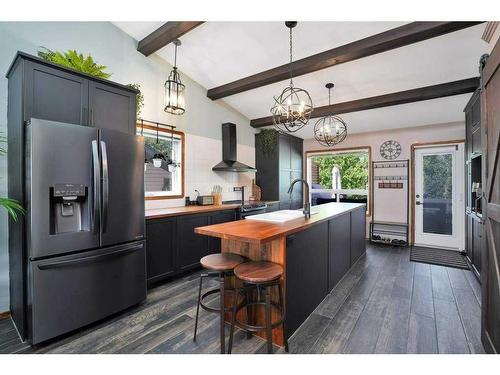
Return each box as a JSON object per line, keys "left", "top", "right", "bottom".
{"left": 212, "top": 123, "right": 256, "bottom": 173}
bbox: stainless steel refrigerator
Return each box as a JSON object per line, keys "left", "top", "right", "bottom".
{"left": 25, "top": 118, "right": 146, "bottom": 344}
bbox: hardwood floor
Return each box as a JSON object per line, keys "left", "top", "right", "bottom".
{"left": 290, "top": 244, "right": 484, "bottom": 354}
{"left": 0, "top": 243, "right": 483, "bottom": 354}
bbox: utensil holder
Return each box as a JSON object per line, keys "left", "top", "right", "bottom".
{"left": 213, "top": 193, "right": 222, "bottom": 206}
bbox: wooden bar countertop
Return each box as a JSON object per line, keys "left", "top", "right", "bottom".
{"left": 195, "top": 202, "right": 365, "bottom": 244}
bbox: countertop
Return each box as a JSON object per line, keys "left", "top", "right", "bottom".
{"left": 145, "top": 201, "right": 280, "bottom": 219}
{"left": 195, "top": 202, "right": 366, "bottom": 245}
{"left": 145, "top": 204, "right": 240, "bottom": 219}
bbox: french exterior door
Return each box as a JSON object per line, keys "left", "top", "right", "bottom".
{"left": 414, "top": 145, "right": 465, "bottom": 250}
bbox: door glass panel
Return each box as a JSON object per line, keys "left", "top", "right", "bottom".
{"left": 422, "top": 153, "right": 453, "bottom": 235}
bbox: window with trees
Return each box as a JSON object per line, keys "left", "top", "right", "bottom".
{"left": 306, "top": 148, "right": 370, "bottom": 214}
{"left": 137, "top": 124, "right": 184, "bottom": 199}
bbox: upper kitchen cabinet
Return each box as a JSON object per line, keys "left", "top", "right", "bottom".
{"left": 23, "top": 60, "right": 89, "bottom": 125}
{"left": 255, "top": 131, "right": 303, "bottom": 210}
{"left": 88, "top": 81, "right": 136, "bottom": 133}
{"left": 7, "top": 52, "right": 137, "bottom": 134}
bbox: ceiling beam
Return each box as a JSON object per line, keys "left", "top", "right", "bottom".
{"left": 138, "top": 21, "right": 205, "bottom": 56}
{"left": 250, "top": 77, "right": 479, "bottom": 128}
{"left": 207, "top": 22, "right": 483, "bottom": 100}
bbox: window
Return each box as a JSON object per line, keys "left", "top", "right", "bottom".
{"left": 306, "top": 147, "right": 370, "bottom": 215}
{"left": 137, "top": 125, "right": 185, "bottom": 199}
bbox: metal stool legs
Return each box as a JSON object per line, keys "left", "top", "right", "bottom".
{"left": 264, "top": 286, "right": 273, "bottom": 353}
{"left": 228, "top": 280, "right": 287, "bottom": 354}
{"left": 193, "top": 271, "right": 233, "bottom": 354}
{"left": 193, "top": 273, "right": 205, "bottom": 342}
{"left": 219, "top": 273, "right": 225, "bottom": 354}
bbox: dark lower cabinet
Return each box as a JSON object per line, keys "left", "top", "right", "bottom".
{"left": 286, "top": 222, "right": 329, "bottom": 339}
{"left": 146, "top": 218, "right": 176, "bottom": 285}
{"left": 472, "top": 215, "right": 482, "bottom": 274}
{"left": 177, "top": 214, "right": 210, "bottom": 272}
{"left": 145, "top": 209, "right": 238, "bottom": 285}
{"left": 328, "top": 213, "right": 351, "bottom": 291}
{"left": 465, "top": 213, "right": 483, "bottom": 276}
{"left": 350, "top": 207, "right": 367, "bottom": 265}
{"left": 208, "top": 210, "right": 238, "bottom": 254}
{"left": 285, "top": 206, "right": 366, "bottom": 339}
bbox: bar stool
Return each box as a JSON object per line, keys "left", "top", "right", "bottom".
{"left": 228, "top": 261, "right": 288, "bottom": 354}
{"left": 193, "top": 253, "right": 245, "bottom": 354}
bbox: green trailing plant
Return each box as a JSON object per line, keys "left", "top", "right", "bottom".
{"left": 0, "top": 133, "right": 25, "bottom": 221}
{"left": 37, "top": 47, "right": 111, "bottom": 79}
{"left": 127, "top": 83, "right": 144, "bottom": 119}
{"left": 259, "top": 129, "right": 278, "bottom": 157}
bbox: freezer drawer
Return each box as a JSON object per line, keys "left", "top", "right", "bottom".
{"left": 30, "top": 241, "right": 146, "bottom": 344}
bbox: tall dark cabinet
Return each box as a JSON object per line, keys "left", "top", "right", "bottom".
{"left": 464, "top": 88, "right": 483, "bottom": 278}
{"left": 255, "top": 131, "right": 303, "bottom": 209}
{"left": 6, "top": 52, "right": 137, "bottom": 338}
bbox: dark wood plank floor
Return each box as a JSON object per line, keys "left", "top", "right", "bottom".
{"left": 290, "top": 244, "right": 484, "bottom": 354}
{"left": 0, "top": 243, "right": 483, "bottom": 354}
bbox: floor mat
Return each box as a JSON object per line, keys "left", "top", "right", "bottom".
{"left": 410, "top": 246, "right": 470, "bottom": 270}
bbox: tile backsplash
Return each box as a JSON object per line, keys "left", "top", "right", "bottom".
{"left": 145, "top": 132, "right": 255, "bottom": 210}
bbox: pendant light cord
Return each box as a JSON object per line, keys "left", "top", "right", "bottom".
{"left": 174, "top": 43, "right": 178, "bottom": 69}
{"left": 328, "top": 87, "right": 331, "bottom": 106}
{"left": 289, "top": 26, "right": 294, "bottom": 86}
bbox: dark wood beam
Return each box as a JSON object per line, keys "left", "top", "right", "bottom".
{"left": 138, "top": 22, "right": 205, "bottom": 56}
{"left": 207, "top": 22, "right": 483, "bottom": 100}
{"left": 250, "top": 77, "right": 479, "bottom": 128}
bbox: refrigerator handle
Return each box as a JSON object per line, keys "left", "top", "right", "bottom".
{"left": 91, "top": 140, "right": 100, "bottom": 234}
{"left": 101, "top": 141, "right": 109, "bottom": 233}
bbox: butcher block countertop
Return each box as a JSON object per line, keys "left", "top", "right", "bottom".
{"left": 145, "top": 201, "right": 280, "bottom": 219}
{"left": 145, "top": 204, "right": 241, "bottom": 219}
{"left": 195, "top": 202, "right": 365, "bottom": 245}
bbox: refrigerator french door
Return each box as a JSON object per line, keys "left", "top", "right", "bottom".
{"left": 26, "top": 118, "right": 146, "bottom": 344}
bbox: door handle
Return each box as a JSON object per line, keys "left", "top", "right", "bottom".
{"left": 91, "top": 140, "right": 100, "bottom": 234}
{"left": 37, "top": 242, "right": 143, "bottom": 270}
{"left": 415, "top": 201, "right": 422, "bottom": 205}
{"left": 100, "top": 141, "right": 109, "bottom": 233}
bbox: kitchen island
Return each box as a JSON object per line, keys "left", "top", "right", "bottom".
{"left": 195, "top": 202, "right": 366, "bottom": 346}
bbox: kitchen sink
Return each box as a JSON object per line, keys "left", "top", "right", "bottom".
{"left": 244, "top": 209, "right": 318, "bottom": 223}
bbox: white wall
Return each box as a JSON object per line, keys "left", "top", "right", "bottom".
{"left": 0, "top": 22, "right": 256, "bottom": 313}
{"left": 304, "top": 121, "right": 466, "bottom": 234}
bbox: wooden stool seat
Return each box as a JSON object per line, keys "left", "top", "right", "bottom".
{"left": 200, "top": 253, "right": 245, "bottom": 271}
{"left": 234, "top": 261, "right": 283, "bottom": 283}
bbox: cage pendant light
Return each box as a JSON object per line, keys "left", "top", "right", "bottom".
{"left": 270, "top": 21, "right": 313, "bottom": 133}
{"left": 164, "top": 39, "right": 186, "bottom": 115}
{"left": 313, "top": 83, "right": 347, "bottom": 147}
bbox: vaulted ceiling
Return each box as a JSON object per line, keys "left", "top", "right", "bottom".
{"left": 113, "top": 22, "right": 490, "bottom": 138}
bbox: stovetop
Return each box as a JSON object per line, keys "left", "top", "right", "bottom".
{"left": 222, "top": 200, "right": 268, "bottom": 212}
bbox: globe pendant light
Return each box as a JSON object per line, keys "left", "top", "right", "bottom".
{"left": 314, "top": 83, "right": 347, "bottom": 147}
{"left": 270, "top": 21, "right": 313, "bottom": 133}
{"left": 164, "top": 39, "right": 186, "bottom": 115}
